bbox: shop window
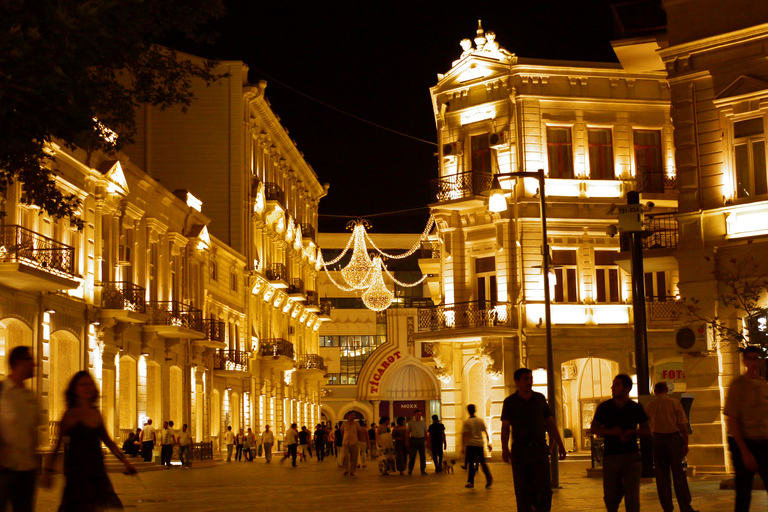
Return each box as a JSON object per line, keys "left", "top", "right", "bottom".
{"left": 594, "top": 250, "right": 619, "bottom": 303}
{"left": 553, "top": 249, "right": 578, "bottom": 303}
{"left": 547, "top": 127, "right": 574, "bottom": 179}
{"left": 471, "top": 134, "right": 492, "bottom": 174}
{"left": 733, "top": 117, "right": 767, "bottom": 199}
{"left": 633, "top": 130, "right": 664, "bottom": 193}
{"left": 588, "top": 129, "right": 615, "bottom": 180}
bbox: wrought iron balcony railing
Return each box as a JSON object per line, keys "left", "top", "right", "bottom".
{"left": 201, "top": 319, "right": 226, "bottom": 342}
{"left": 621, "top": 213, "right": 679, "bottom": 251}
{"left": 259, "top": 338, "right": 294, "bottom": 359}
{"left": 318, "top": 300, "right": 332, "bottom": 317}
{"left": 288, "top": 278, "right": 304, "bottom": 295}
{"left": 0, "top": 224, "right": 75, "bottom": 277}
{"left": 418, "top": 301, "right": 514, "bottom": 332}
{"left": 631, "top": 168, "right": 677, "bottom": 194}
{"left": 420, "top": 342, "right": 434, "bottom": 358}
{"left": 300, "top": 224, "right": 316, "bottom": 241}
{"left": 646, "top": 296, "right": 687, "bottom": 321}
{"left": 265, "top": 263, "right": 288, "bottom": 282}
{"left": 419, "top": 241, "right": 441, "bottom": 259}
{"left": 145, "top": 301, "right": 203, "bottom": 331}
{"left": 264, "top": 182, "right": 285, "bottom": 205}
{"left": 430, "top": 171, "right": 493, "bottom": 203}
{"left": 213, "top": 349, "right": 249, "bottom": 371}
{"left": 305, "top": 291, "right": 319, "bottom": 306}
{"left": 101, "top": 281, "right": 146, "bottom": 314}
{"left": 297, "top": 354, "right": 326, "bottom": 372}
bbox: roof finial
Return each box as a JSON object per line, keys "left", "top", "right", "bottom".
{"left": 475, "top": 20, "right": 486, "bottom": 51}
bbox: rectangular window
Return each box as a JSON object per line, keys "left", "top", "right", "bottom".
{"left": 471, "top": 135, "right": 492, "bottom": 174}
{"left": 547, "top": 127, "right": 574, "bottom": 179}
{"left": 633, "top": 130, "right": 664, "bottom": 193}
{"left": 733, "top": 118, "right": 768, "bottom": 199}
{"left": 210, "top": 261, "right": 217, "bottom": 282}
{"left": 594, "top": 250, "right": 620, "bottom": 303}
{"left": 475, "top": 256, "right": 497, "bottom": 307}
{"left": 230, "top": 272, "right": 238, "bottom": 292}
{"left": 552, "top": 249, "right": 578, "bottom": 303}
{"left": 644, "top": 271, "right": 668, "bottom": 301}
{"left": 588, "top": 129, "right": 615, "bottom": 180}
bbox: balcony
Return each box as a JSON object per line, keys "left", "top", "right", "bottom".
{"left": 300, "top": 224, "right": 316, "bottom": 241}
{"left": 264, "top": 182, "right": 285, "bottom": 208}
{"left": 0, "top": 225, "right": 79, "bottom": 291}
{"left": 317, "top": 300, "right": 332, "bottom": 321}
{"left": 304, "top": 291, "right": 320, "bottom": 312}
{"left": 288, "top": 278, "right": 305, "bottom": 300}
{"left": 646, "top": 296, "right": 687, "bottom": 323}
{"left": 415, "top": 301, "right": 516, "bottom": 341}
{"left": 430, "top": 171, "right": 493, "bottom": 209}
{"left": 259, "top": 338, "right": 294, "bottom": 372}
{"left": 265, "top": 263, "right": 289, "bottom": 288}
{"left": 213, "top": 349, "right": 249, "bottom": 372}
{"left": 418, "top": 241, "right": 441, "bottom": 300}
{"left": 195, "top": 319, "right": 226, "bottom": 349}
{"left": 629, "top": 168, "right": 678, "bottom": 207}
{"left": 617, "top": 213, "right": 678, "bottom": 273}
{"left": 296, "top": 354, "right": 327, "bottom": 382}
{"left": 144, "top": 301, "right": 205, "bottom": 339}
{"left": 100, "top": 281, "right": 148, "bottom": 324}
{"left": 420, "top": 342, "right": 434, "bottom": 358}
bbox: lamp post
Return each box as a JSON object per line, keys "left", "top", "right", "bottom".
{"left": 488, "top": 168, "right": 559, "bottom": 489}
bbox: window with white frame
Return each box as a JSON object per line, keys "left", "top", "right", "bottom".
{"left": 594, "top": 250, "right": 620, "bottom": 303}
{"left": 733, "top": 117, "right": 767, "bottom": 199}
{"left": 547, "top": 127, "right": 574, "bottom": 179}
{"left": 588, "top": 129, "right": 615, "bottom": 180}
{"left": 552, "top": 249, "right": 578, "bottom": 303}
{"left": 474, "top": 256, "right": 497, "bottom": 308}
{"left": 644, "top": 271, "right": 669, "bottom": 301}
{"left": 633, "top": 130, "right": 664, "bottom": 193}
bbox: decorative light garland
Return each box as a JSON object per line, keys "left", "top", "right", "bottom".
{"left": 340, "top": 222, "right": 374, "bottom": 289}
{"left": 363, "top": 216, "right": 436, "bottom": 260}
{"left": 362, "top": 256, "right": 395, "bottom": 311}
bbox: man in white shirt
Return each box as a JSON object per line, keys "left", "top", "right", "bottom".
{"left": 281, "top": 423, "right": 299, "bottom": 466}
{"left": 160, "top": 421, "right": 175, "bottom": 467}
{"left": 178, "top": 424, "right": 192, "bottom": 468}
{"left": 0, "top": 346, "right": 41, "bottom": 512}
{"left": 140, "top": 419, "right": 156, "bottom": 462}
{"left": 262, "top": 425, "right": 275, "bottom": 463}
{"left": 406, "top": 409, "right": 428, "bottom": 475}
{"left": 462, "top": 403, "right": 493, "bottom": 489}
{"left": 224, "top": 426, "right": 235, "bottom": 462}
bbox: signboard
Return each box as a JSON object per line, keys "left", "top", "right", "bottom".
{"left": 393, "top": 401, "right": 426, "bottom": 419}
{"left": 617, "top": 204, "right": 643, "bottom": 232}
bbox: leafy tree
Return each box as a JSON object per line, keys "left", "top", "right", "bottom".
{"left": 0, "top": 0, "right": 227, "bottom": 227}
{"left": 684, "top": 256, "right": 768, "bottom": 351}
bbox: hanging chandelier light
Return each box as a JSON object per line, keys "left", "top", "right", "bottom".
{"left": 362, "top": 256, "right": 394, "bottom": 312}
{"left": 340, "top": 221, "right": 374, "bottom": 289}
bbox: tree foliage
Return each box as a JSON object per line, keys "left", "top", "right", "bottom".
{"left": 0, "top": 0, "right": 227, "bottom": 227}
{"left": 684, "top": 256, "right": 768, "bottom": 351}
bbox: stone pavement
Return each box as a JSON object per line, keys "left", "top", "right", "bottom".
{"left": 33, "top": 456, "right": 763, "bottom": 511}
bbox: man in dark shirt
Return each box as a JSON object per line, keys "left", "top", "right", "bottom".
{"left": 591, "top": 373, "right": 650, "bottom": 512}
{"left": 501, "top": 368, "right": 567, "bottom": 512}
{"left": 427, "top": 415, "right": 447, "bottom": 472}
{"left": 368, "top": 423, "right": 378, "bottom": 459}
{"left": 314, "top": 424, "right": 326, "bottom": 461}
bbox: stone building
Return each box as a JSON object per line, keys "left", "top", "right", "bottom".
{"left": 414, "top": 22, "right": 682, "bottom": 454}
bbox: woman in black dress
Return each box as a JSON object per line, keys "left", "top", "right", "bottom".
{"left": 391, "top": 416, "right": 408, "bottom": 475}
{"left": 47, "top": 371, "right": 136, "bottom": 511}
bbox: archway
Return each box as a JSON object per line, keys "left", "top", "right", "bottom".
{"left": 0, "top": 318, "right": 33, "bottom": 379}
{"left": 49, "top": 330, "right": 81, "bottom": 424}
{"left": 118, "top": 355, "right": 138, "bottom": 438}
{"left": 169, "top": 366, "right": 183, "bottom": 426}
{"left": 561, "top": 357, "right": 619, "bottom": 451}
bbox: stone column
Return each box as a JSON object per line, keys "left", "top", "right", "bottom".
{"left": 101, "top": 344, "right": 119, "bottom": 439}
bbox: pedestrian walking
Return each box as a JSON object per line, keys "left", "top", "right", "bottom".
{"left": 298, "top": 426, "right": 310, "bottom": 462}
{"left": 245, "top": 428, "right": 256, "bottom": 462}
{"left": 326, "top": 424, "right": 335, "bottom": 458}
{"left": 0, "top": 346, "right": 43, "bottom": 512}
{"left": 392, "top": 417, "right": 408, "bottom": 475}
{"left": 160, "top": 421, "right": 174, "bottom": 467}
{"left": 376, "top": 416, "right": 396, "bottom": 475}
{"left": 341, "top": 412, "right": 364, "bottom": 476}
{"left": 140, "top": 418, "right": 155, "bottom": 462}
{"left": 314, "top": 424, "right": 326, "bottom": 461}
{"left": 45, "top": 371, "right": 137, "bottom": 511}
{"left": 368, "top": 422, "right": 378, "bottom": 460}
{"left": 501, "top": 367, "right": 567, "bottom": 511}
{"left": 406, "top": 409, "right": 428, "bottom": 475}
{"left": 591, "top": 373, "right": 650, "bottom": 512}
{"left": 178, "top": 424, "right": 192, "bottom": 468}
{"left": 235, "top": 428, "right": 245, "bottom": 462}
{"left": 427, "top": 414, "right": 447, "bottom": 473}
{"left": 357, "top": 419, "right": 369, "bottom": 468}
{"left": 281, "top": 423, "right": 299, "bottom": 466}
{"left": 461, "top": 404, "right": 493, "bottom": 489}
{"left": 262, "top": 425, "right": 275, "bottom": 463}
{"left": 334, "top": 422, "right": 344, "bottom": 467}
{"left": 224, "top": 426, "right": 235, "bottom": 462}
{"left": 725, "top": 345, "right": 768, "bottom": 512}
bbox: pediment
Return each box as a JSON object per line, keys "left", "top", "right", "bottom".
{"left": 439, "top": 56, "right": 512, "bottom": 89}
{"left": 96, "top": 160, "right": 129, "bottom": 195}
{"left": 715, "top": 75, "right": 768, "bottom": 102}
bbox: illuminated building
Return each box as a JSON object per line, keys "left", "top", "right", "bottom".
{"left": 415, "top": 22, "right": 681, "bottom": 454}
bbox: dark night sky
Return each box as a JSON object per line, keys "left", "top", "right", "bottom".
{"left": 171, "top": 1, "right": 619, "bottom": 234}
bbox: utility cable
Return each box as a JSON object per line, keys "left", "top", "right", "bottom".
{"left": 319, "top": 206, "right": 429, "bottom": 219}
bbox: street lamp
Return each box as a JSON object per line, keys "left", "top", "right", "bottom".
{"left": 488, "top": 168, "right": 559, "bottom": 489}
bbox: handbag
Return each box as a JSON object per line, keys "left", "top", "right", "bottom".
{"left": 258, "top": 444, "right": 263, "bottom": 457}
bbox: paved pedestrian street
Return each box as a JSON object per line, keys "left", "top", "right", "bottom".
{"left": 34, "top": 458, "right": 764, "bottom": 511}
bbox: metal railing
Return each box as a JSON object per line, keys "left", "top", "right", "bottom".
{"left": 421, "top": 342, "right": 434, "bottom": 358}
{"left": 419, "top": 241, "right": 441, "bottom": 259}
{"left": 418, "top": 301, "right": 514, "bottom": 332}
{"left": 300, "top": 224, "right": 316, "bottom": 241}
{"left": 0, "top": 224, "right": 75, "bottom": 277}
{"left": 264, "top": 182, "right": 285, "bottom": 205}
{"left": 213, "top": 349, "right": 249, "bottom": 371}
{"left": 297, "top": 354, "right": 326, "bottom": 372}
{"left": 318, "top": 300, "right": 332, "bottom": 317}
{"left": 288, "top": 278, "right": 304, "bottom": 295}
{"left": 643, "top": 213, "right": 678, "bottom": 249}
{"left": 631, "top": 168, "right": 677, "bottom": 194}
{"left": 145, "top": 301, "right": 203, "bottom": 331}
{"left": 430, "top": 171, "right": 493, "bottom": 202}
{"left": 646, "top": 296, "right": 686, "bottom": 321}
{"left": 259, "top": 338, "right": 294, "bottom": 359}
{"left": 202, "top": 319, "right": 226, "bottom": 342}
{"left": 101, "top": 281, "right": 146, "bottom": 314}
{"left": 265, "top": 263, "right": 288, "bottom": 282}
{"left": 192, "top": 441, "right": 214, "bottom": 461}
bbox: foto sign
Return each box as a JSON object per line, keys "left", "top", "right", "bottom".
{"left": 617, "top": 204, "right": 643, "bottom": 232}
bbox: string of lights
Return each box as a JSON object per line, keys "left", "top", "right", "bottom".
{"left": 363, "top": 216, "right": 435, "bottom": 260}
